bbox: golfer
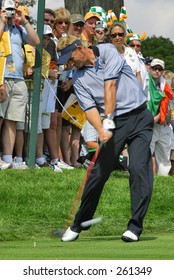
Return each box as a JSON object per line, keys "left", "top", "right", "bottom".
{"left": 57, "top": 35, "right": 154, "bottom": 242}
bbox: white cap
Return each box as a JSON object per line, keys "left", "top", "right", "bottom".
{"left": 150, "top": 58, "right": 165, "bottom": 69}
{"left": 3, "top": 0, "right": 15, "bottom": 9}
{"left": 43, "top": 24, "right": 53, "bottom": 37}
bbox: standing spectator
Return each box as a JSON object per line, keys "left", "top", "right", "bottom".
{"left": 81, "top": 11, "right": 100, "bottom": 46}
{"left": 59, "top": 13, "right": 86, "bottom": 168}
{"left": 163, "top": 70, "right": 174, "bottom": 176}
{"left": 57, "top": 35, "right": 154, "bottom": 242}
{"left": 68, "top": 14, "right": 84, "bottom": 39}
{"left": 43, "top": 8, "right": 61, "bottom": 169}
{"left": 0, "top": 0, "right": 40, "bottom": 167}
{"left": 147, "top": 59, "right": 173, "bottom": 176}
{"left": 144, "top": 56, "right": 154, "bottom": 72}
{"left": 108, "top": 22, "right": 142, "bottom": 84}
{"left": 53, "top": 7, "right": 74, "bottom": 169}
{"left": 126, "top": 31, "right": 148, "bottom": 94}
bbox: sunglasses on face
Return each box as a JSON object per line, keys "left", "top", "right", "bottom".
{"left": 110, "top": 32, "right": 125, "bottom": 38}
{"left": 151, "top": 66, "right": 163, "bottom": 72}
{"left": 56, "top": 21, "right": 69, "bottom": 25}
{"left": 130, "top": 44, "right": 141, "bottom": 48}
{"left": 96, "top": 30, "right": 104, "bottom": 35}
{"left": 73, "top": 22, "right": 84, "bottom": 28}
{"left": 44, "top": 18, "right": 55, "bottom": 24}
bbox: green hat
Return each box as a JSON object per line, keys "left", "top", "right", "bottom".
{"left": 89, "top": 6, "right": 108, "bottom": 30}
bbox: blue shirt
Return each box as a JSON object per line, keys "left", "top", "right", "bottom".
{"left": 72, "top": 43, "right": 147, "bottom": 116}
{"left": 5, "top": 22, "right": 27, "bottom": 79}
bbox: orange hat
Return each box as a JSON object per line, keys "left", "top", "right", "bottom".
{"left": 84, "top": 12, "right": 100, "bottom": 22}
{"left": 18, "top": 5, "right": 30, "bottom": 18}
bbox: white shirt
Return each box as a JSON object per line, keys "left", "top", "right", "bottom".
{"left": 123, "top": 46, "right": 140, "bottom": 76}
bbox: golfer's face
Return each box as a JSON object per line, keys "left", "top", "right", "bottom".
{"left": 69, "top": 48, "right": 85, "bottom": 68}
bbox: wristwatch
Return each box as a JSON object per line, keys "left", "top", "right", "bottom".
{"left": 103, "top": 113, "right": 114, "bottom": 120}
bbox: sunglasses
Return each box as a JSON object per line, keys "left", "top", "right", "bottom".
{"left": 44, "top": 18, "right": 55, "bottom": 24}
{"left": 130, "top": 44, "right": 141, "bottom": 48}
{"left": 151, "top": 66, "right": 163, "bottom": 72}
{"left": 56, "top": 21, "right": 69, "bottom": 25}
{"left": 110, "top": 32, "right": 125, "bottom": 38}
{"left": 73, "top": 22, "right": 84, "bottom": 28}
{"left": 96, "top": 30, "right": 104, "bottom": 35}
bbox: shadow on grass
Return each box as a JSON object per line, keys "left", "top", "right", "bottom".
{"left": 68, "top": 235, "right": 158, "bottom": 242}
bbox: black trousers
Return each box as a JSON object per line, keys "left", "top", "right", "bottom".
{"left": 73, "top": 105, "right": 154, "bottom": 236}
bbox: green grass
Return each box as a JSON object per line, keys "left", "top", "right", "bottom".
{"left": 0, "top": 168, "right": 174, "bottom": 259}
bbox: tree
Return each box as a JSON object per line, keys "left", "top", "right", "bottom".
{"left": 64, "top": 0, "right": 124, "bottom": 17}
{"left": 21, "top": 0, "right": 36, "bottom": 6}
{"left": 142, "top": 36, "right": 174, "bottom": 71}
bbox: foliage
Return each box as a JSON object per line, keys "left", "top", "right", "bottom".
{"left": 142, "top": 36, "right": 174, "bottom": 71}
{"left": 21, "top": 0, "right": 36, "bottom": 6}
{"left": 64, "top": 0, "right": 124, "bottom": 17}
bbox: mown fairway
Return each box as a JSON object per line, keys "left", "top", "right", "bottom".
{"left": 0, "top": 168, "right": 174, "bottom": 259}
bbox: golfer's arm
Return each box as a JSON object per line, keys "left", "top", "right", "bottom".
{"left": 104, "top": 80, "right": 116, "bottom": 115}
{"left": 85, "top": 108, "right": 103, "bottom": 133}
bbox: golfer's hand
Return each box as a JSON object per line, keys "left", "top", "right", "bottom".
{"left": 103, "top": 118, "right": 115, "bottom": 130}
{"left": 98, "top": 128, "right": 113, "bottom": 143}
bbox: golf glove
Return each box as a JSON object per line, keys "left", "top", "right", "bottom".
{"left": 102, "top": 114, "right": 115, "bottom": 130}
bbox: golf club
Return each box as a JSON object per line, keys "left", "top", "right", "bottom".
{"left": 54, "top": 142, "right": 104, "bottom": 238}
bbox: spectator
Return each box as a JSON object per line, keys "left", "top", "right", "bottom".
{"left": 126, "top": 31, "right": 148, "bottom": 93}
{"left": 68, "top": 13, "right": 84, "bottom": 39}
{"left": 144, "top": 56, "right": 154, "bottom": 72}
{"left": 0, "top": 0, "right": 40, "bottom": 168}
{"left": 13, "top": 4, "right": 32, "bottom": 169}
{"left": 59, "top": 13, "right": 86, "bottom": 168}
{"left": 57, "top": 35, "right": 154, "bottom": 243}
{"left": 81, "top": 11, "right": 100, "bottom": 46}
{"left": 147, "top": 59, "right": 173, "bottom": 176}
{"left": 108, "top": 22, "right": 142, "bottom": 84}
{"left": 53, "top": 7, "right": 74, "bottom": 170}
{"left": 163, "top": 70, "right": 174, "bottom": 176}
{"left": 42, "top": 8, "right": 61, "bottom": 169}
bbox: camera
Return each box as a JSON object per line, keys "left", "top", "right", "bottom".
{"left": 96, "top": 21, "right": 103, "bottom": 31}
{"left": 6, "top": 9, "right": 15, "bottom": 17}
{"left": 2, "top": 0, "right": 15, "bottom": 17}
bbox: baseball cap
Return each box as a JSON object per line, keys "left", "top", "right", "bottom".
{"left": 70, "top": 14, "right": 84, "bottom": 24}
{"left": 84, "top": 11, "right": 100, "bottom": 22}
{"left": 3, "top": 0, "right": 15, "bottom": 9}
{"left": 57, "top": 39, "right": 82, "bottom": 65}
{"left": 18, "top": 5, "right": 29, "bottom": 18}
{"left": 43, "top": 24, "right": 53, "bottom": 37}
{"left": 150, "top": 58, "right": 165, "bottom": 69}
{"left": 144, "top": 56, "right": 154, "bottom": 65}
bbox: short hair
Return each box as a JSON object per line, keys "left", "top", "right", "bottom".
{"left": 54, "top": 7, "right": 71, "bottom": 23}
{"left": 44, "top": 8, "right": 56, "bottom": 18}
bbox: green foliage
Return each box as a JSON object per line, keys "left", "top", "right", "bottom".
{"left": 21, "top": 0, "right": 36, "bottom": 7}
{"left": 142, "top": 36, "right": 174, "bottom": 71}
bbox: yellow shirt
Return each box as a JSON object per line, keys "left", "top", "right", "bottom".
{"left": 0, "top": 30, "right": 12, "bottom": 85}
{"left": 23, "top": 45, "right": 51, "bottom": 90}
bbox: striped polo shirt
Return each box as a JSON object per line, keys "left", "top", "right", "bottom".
{"left": 72, "top": 43, "right": 147, "bottom": 116}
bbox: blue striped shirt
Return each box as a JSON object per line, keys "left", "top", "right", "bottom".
{"left": 72, "top": 43, "right": 147, "bottom": 116}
